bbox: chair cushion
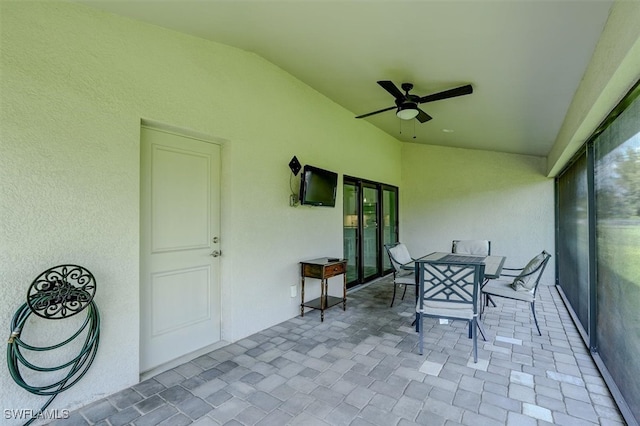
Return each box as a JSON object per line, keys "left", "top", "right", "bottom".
{"left": 454, "top": 240, "right": 489, "bottom": 255}
{"left": 395, "top": 269, "right": 415, "bottom": 285}
{"left": 417, "top": 300, "right": 474, "bottom": 320}
{"left": 511, "top": 252, "right": 546, "bottom": 291}
{"left": 390, "top": 243, "right": 412, "bottom": 265}
{"left": 484, "top": 279, "right": 534, "bottom": 302}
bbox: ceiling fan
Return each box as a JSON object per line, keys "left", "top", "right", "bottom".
{"left": 355, "top": 80, "right": 473, "bottom": 123}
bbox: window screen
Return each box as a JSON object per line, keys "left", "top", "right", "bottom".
{"left": 557, "top": 153, "right": 591, "bottom": 333}
{"left": 594, "top": 92, "right": 640, "bottom": 422}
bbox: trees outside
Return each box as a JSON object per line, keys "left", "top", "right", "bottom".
{"left": 597, "top": 137, "right": 640, "bottom": 219}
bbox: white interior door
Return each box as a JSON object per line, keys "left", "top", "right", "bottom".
{"left": 140, "top": 126, "right": 221, "bottom": 373}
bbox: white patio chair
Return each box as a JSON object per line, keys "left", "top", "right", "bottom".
{"left": 452, "top": 239, "right": 494, "bottom": 307}
{"left": 452, "top": 239, "right": 491, "bottom": 256}
{"left": 384, "top": 242, "right": 417, "bottom": 307}
{"left": 416, "top": 260, "right": 486, "bottom": 362}
{"left": 481, "top": 250, "right": 551, "bottom": 335}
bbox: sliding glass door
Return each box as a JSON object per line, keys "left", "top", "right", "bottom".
{"left": 343, "top": 181, "right": 359, "bottom": 283}
{"left": 382, "top": 187, "right": 398, "bottom": 271}
{"left": 343, "top": 176, "right": 398, "bottom": 287}
{"left": 362, "top": 184, "right": 380, "bottom": 281}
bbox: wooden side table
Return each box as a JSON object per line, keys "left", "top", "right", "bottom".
{"left": 300, "top": 257, "right": 347, "bottom": 321}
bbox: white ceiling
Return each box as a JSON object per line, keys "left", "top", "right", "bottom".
{"left": 78, "top": 0, "right": 614, "bottom": 157}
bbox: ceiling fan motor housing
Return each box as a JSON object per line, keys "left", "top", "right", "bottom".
{"left": 354, "top": 80, "right": 472, "bottom": 123}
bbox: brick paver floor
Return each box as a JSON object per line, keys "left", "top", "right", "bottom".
{"left": 52, "top": 277, "right": 625, "bottom": 425}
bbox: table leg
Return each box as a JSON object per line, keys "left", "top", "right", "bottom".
{"left": 300, "top": 276, "right": 305, "bottom": 317}
{"left": 342, "top": 271, "right": 347, "bottom": 310}
{"left": 320, "top": 278, "right": 326, "bottom": 322}
{"left": 412, "top": 271, "right": 419, "bottom": 328}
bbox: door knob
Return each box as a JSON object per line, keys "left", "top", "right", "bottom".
{"left": 210, "top": 250, "right": 221, "bottom": 257}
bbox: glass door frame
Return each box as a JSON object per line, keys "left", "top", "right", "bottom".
{"left": 343, "top": 175, "right": 399, "bottom": 288}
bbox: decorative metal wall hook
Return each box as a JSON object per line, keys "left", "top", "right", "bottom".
{"left": 27, "top": 264, "right": 96, "bottom": 319}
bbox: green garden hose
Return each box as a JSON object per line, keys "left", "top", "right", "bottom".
{"left": 6, "top": 265, "right": 100, "bottom": 426}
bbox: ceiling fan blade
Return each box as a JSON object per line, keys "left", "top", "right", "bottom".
{"left": 419, "top": 84, "right": 473, "bottom": 103}
{"left": 377, "top": 80, "right": 404, "bottom": 100}
{"left": 416, "top": 109, "right": 432, "bottom": 123}
{"left": 355, "top": 105, "right": 396, "bottom": 119}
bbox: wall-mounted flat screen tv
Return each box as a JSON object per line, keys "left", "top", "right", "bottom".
{"left": 299, "top": 165, "right": 338, "bottom": 207}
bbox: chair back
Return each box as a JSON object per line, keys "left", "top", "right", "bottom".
{"left": 384, "top": 242, "right": 413, "bottom": 273}
{"left": 416, "top": 260, "right": 485, "bottom": 317}
{"left": 452, "top": 240, "right": 491, "bottom": 256}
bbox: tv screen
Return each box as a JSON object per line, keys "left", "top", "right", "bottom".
{"left": 299, "top": 165, "right": 338, "bottom": 207}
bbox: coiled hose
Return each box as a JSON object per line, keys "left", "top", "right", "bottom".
{"left": 6, "top": 265, "right": 100, "bottom": 426}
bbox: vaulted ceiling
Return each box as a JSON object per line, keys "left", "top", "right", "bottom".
{"left": 78, "top": 0, "right": 614, "bottom": 157}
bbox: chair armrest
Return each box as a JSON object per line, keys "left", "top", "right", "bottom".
{"left": 497, "top": 266, "right": 523, "bottom": 278}
{"left": 401, "top": 262, "right": 416, "bottom": 270}
{"left": 496, "top": 252, "right": 551, "bottom": 282}
{"left": 499, "top": 263, "right": 546, "bottom": 280}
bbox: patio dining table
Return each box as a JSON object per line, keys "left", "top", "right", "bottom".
{"left": 410, "top": 252, "right": 506, "bottom": 279}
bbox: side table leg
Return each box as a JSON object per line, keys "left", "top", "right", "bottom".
{"left": 342, "top": 271, "right": 347, "bottom": 310}
{"left": 320, "top": 278, "right": 326, "bottom": 322}
{"left": 300, "top": 276, "right": 305, "bottom": 317}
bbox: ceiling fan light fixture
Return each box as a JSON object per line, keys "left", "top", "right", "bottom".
{"left": 396, "top": 102, "right": 419, "bottom": 120}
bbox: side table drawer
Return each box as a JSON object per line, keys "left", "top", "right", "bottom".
{"left": 302, "top": 264, "right": 324, "bottom": 279}
{"left": 324, "top": 262, "right": 346, "bottom": 278}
